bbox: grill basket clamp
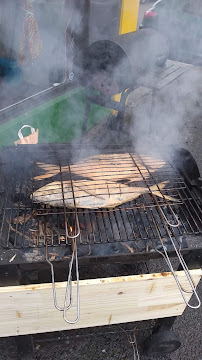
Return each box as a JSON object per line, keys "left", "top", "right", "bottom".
{"left": 46, "top": 162, "right": 80, "bottom": 324}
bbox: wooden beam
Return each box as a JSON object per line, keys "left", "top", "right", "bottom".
{"left": 0, "top": 270, "right": 201, "bottom": 337}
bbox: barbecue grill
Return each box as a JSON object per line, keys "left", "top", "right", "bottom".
{"left": 1, "top": 144, "right": 202, "bottom": 259}
{"left": 0, "top": 143, "right": 201, "bottom": 341}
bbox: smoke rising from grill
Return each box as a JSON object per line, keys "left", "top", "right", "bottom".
{"left": 0, "top": 0, "right": 202, "bottom": 166}
{"left": 124, "top": 68, "right": 202, "bottom": 156}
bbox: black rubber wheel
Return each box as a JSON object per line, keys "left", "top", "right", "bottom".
{"left": 144, "top": 330, "right": 181, "bottom": 355}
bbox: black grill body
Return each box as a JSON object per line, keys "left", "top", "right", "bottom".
{"left": 0, "top": 144, "right": 201, "bottom": 266}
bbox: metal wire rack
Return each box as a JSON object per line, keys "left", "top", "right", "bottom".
{"left": 0, "top": 149, "right": 201, "bottom": 249}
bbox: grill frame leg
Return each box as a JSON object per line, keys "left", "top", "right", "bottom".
{"left": 152, "top": 316, "right": 177, "bottom": 334}
{"left": 16, "top": 335, "right": 35, "bottom": 360}
{"left": 143, "top": 329, "right": 181, "bottom": 355}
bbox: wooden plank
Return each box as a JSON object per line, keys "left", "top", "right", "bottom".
{"left": 0, "top": 270, "right": 201, "bottom": 337}
{"left": 155, "top": 64, "right": 181, "bottom": 80}
{"left": 154, "top": 66, "right": 190, "bottom": 90}
{"left": 155, "top": 61, "right": 175, "bottom": 74}
{"left": 137, "top": 60, "right": 192, "bottom": 91}
{"left": 127, "top": 86, "right": 152, "bottom": 104}
{"left": 166, "top": 59, "right": 192, "bottom": 68}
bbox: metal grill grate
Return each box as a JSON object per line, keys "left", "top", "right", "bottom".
{"left": 0, "top": 147, "right": 202, "bottom": 250}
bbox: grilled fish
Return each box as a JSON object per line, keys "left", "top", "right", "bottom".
{"left": 32, "top": 180, "right": 178, "bottom": 209}
{"left": 34, "top": 153, "right": 166, "bottom": 182}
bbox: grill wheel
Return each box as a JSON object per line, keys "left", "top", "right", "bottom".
{"left": 144, "top": 330, "right": 181, "bottom": 355}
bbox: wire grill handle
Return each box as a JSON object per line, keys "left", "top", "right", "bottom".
{"left": 150, "top": 210, "right": 201, "bottom": 309}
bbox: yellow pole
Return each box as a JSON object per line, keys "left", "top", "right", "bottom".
{"left": 119, "top": 0, "right": 139, "bottom": 35}
{"left": 113, "top": 0, "right": 140, "bottom": 108}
